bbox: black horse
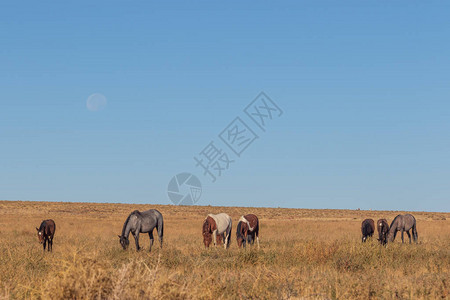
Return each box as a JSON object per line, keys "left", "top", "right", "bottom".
{"left": 361, "top": 219, "right": 375, "bottom": 242}
{"left": 36, "top": 219, "right": 56, "bottom": 252}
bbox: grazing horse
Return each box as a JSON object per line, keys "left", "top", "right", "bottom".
{"left": 236, "top": 214, "right": 260, "bottom": 249}
{"left": 202, "top": 213, "right": 232, "bottom": 249}
{"left": 36, "top": 219, "right": 56, "bottom": 252}
{"left": 377, "top": 219, "right": 389, "bottom": 245}
{"left": 387, "top": 214, "right": 418, "bottom": 244}
{"left": 361, "top": 219, "right": 375, "bottom": 242}
{"left": 118, "top": 209, "right": 164, "bottom": 251}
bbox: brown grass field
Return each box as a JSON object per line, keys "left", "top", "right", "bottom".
{"left": 0, "top": 200, "right": 448, "bottom": 299}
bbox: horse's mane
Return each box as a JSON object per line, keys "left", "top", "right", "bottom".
{"left": 121, "top": 210, "right": 140, "bottom": 237}
{"left": 38, "top": 220, "right": 47, "bottom": 231}
{"left": 389, "top": 215, "right": 401, "bottom": 229}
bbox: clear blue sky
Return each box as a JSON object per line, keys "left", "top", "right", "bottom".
{"left": 1, "top": 1, "right": 449, "bottom": 212}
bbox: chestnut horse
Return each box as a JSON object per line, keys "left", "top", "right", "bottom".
{"left": 361, "top": 218, "right": 375, "bottom": 242}
{"left": 377, "top": 219, "right": 389, "bottom": 245}
{"left": 36, "top": 219, "right": 56, "bottom": 252}
{"left": 236, "top": 214, "right": 260, "bottom": 249}
{"left": 202, "top": 213, "right": 232, "bottom": 249}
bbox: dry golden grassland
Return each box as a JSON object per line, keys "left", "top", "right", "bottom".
{"left": 0, "top": 201, "right": 448, "bottom": 299}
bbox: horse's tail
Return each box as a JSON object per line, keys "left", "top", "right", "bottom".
{"left": 157, "top": 214, "right": 164, "bottom": 247}
{"left": 236, "top": 220, "right": 243, "bottom": 240}
{"left": 226, "top": 218, "right": 232, "bottom": 248}
{"left": 412, "top": 222, "right": 418, "bottom": 243}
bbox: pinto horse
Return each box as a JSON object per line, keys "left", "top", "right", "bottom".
{"left": 361, "top": 218, "right": 375, "bottom": 242}
{"left": 202, "top": 213, "right": 232, "bottom": 249}
{"left": 377, "top": 219, "right": 389, "bottom": 245}
{"left": 36, "top": 219, "right": 56, "bottom": 252}
{"left": 236, "top": 214, "right": 260, "bottom": 249}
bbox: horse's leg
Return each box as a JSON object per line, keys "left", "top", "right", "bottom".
{"left": 148, "top": 230, "right": 154, "bottom": 252}
{"left": 406, "top": 230, "right": 411, "bottom": 244}
{"left": 401, "top": 230, "right": 404, "bottom": 243}
{"left": 132, "top": 231, "right": 140, "bottom": 251}
{"left": 256, "top": 227, "right": 260, "bottom": 249}
{"left": 223, "top": 232, "right": 228, "bottom": 249}
{"left": 224, "top": 227, "right": 231, "bottom": 249}
{"left": 213, "top": 230, "right": 217, "bottom": 247}
{"left": 49, "top": 237, "right": 53, "bottom": 252}
{"left": 247, "top": 233, "right": 253, "bottom": 245}
{"left": 43, "top": 238, "right": 46, "bottom": 251}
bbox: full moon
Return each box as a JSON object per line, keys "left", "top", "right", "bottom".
{"left": 86, "top": 93, "right": 107, "bottom": 111}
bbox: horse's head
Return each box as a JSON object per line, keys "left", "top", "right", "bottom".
{"left": 118, "top": 235, "right": 130, "bottom": 250}
{"left": 377, "top": 221, "right": 384, "bottom": 240}
{"left": 236, "top": 221, "right": 248, "bottom": 248}
{"left": 376, "top": 219, "right": 389, "bottom": 244}
{"left": 386, "top": 228, "right": 395, "bottom": 243}
{"left": 36, "top": 227, "right": 44, "bottom": 244}
{"left": 202, "top": 219, "right": 212, "bottom": 248}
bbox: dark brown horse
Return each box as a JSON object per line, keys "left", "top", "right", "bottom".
{"left": 361, "top": 218, "right": 374, "bottom": 242}
{"left": 236, "top": 214, "right": 260, "bottom": 248}
{"left": 36, "top": 219, "right": 56, "bottom": 252}
{"left": 377, "top": 219, "right": 389, "bottom": 245}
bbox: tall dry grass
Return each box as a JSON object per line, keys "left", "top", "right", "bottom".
{"left": 0, "top": 201, "right": 448, "bottom": 299}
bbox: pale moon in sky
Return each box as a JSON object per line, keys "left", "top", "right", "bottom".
{"left": 86, "top": 93, "right": 107, "bottom": 111}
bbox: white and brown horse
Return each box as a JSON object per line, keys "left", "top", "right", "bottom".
{"left": 202, "top": 213, "right": 232, "bottom": 249}
{"left": 236, "top": 214, "right": 259, "bottom": 249}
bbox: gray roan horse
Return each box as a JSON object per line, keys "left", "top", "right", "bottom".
{"left": 387, "top": 214, "right": 418, "bottom": 244}
{"left": 118, "top": 209, "right": 164, "bottom": 251}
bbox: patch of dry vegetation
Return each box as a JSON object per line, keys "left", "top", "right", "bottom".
{"left": 0, "top": 201, "right": 448, "bottom": 299}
